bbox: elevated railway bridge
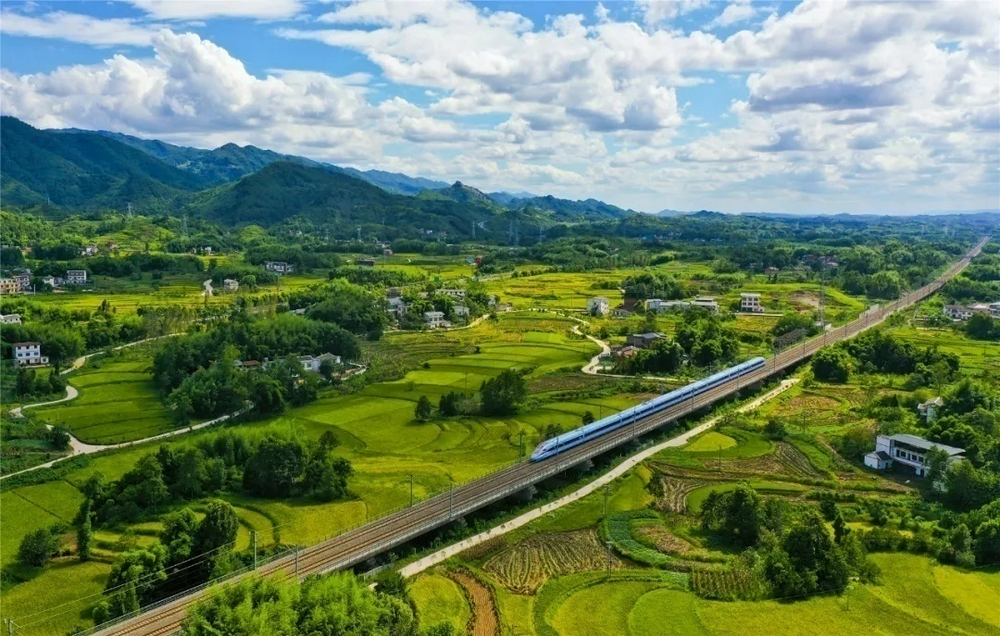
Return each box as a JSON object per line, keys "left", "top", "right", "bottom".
{"left": 79, "top": 237, "right": 987, "bottom": 636}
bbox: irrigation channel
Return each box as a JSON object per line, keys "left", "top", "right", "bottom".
{"left": 69, "top": 237, "right": 987, "bottom": 636}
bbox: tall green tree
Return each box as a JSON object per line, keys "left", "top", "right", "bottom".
{"left": 415, "top": 395, "right": 433, "bottom": 422}
{"left": 77, "top": 501, "right": 93, "bottom": 562}
{"left": 480, "top": 369, "right": 527, "bottom": 416}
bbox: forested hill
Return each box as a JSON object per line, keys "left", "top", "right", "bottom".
{"left": 70, "top": 127, "right": 450, "bottom": 194}
{"left": 507, "top": 194, "right": 633, "bottom": 221}
{"left": 0, "top": 116, "right": 209, "bottom": 210}
{"left": 185, "top": 161, "right": 503, "bottom": 234}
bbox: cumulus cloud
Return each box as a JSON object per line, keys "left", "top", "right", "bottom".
{"left": 2, "top": 0, "right": 998, "bottom": 213}
{"left": 0, "top": 30, "right": 379, "bottom": 161}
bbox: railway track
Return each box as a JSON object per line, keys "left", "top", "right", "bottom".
{"left": 85, "top": 237, "right": 987, "bottom": 636}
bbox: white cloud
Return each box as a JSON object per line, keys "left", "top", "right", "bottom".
{"left": 635, "top": 0, "right": 709, "bottom": 26}
{"left": 706, "top": 1, "right": 757, "bottom": 30}
{"left": 0, "top": 30, "right": 379, "bottom": 162}
{"left": 128, "top": 0, "right": 304, "bottom": 21}
{"left": 2, "top": 0, "right": 998, "bottom": 213}
{"left": 0, "top": 10, "right": 159, "bottom": 46}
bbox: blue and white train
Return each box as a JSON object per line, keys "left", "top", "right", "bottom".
{"left": 529, "top": 357, "right": 767, "bottom": 462}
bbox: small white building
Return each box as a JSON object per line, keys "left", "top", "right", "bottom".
{"left": 223, "top": 279, "right": 240, "bottom": 292}
{"left": 691, "top": 297, "right": 719, "bottom": 312}
{"left": 454, "top": 304, "right": 470, "bottom": 318}
{"left": 81, "top": 245, "right": 98, "bottom": 257}
{"left": 587, "top": 296, "right": 610, "bottom": 316}
{"left": 439, "top": 289, "right": 466, "bottom": 300}
{"left": 12, "top": 273, "right": 31, "bottom": 288}
{"left": 13, "top": 342, "right": 49, "bottom": 366}
{"left": 1, "top": 313, "right": 22, "bottom": 324}
{"left": 42, "top": 276, "right": 64, "bottom": 288}
{"left": 864, "top": 434, "right": 965, "bottom": 477}
{"left": 944, "top": 305, "right": 973, "bottom": 321}
{"left": 264, "top": 261, "right": 295, "bottom": 275}
{"left": 917, "top": 397, "right": 943, "bottom": 422}
{"left": 299, "top": 353, "right": 342, "bottom": 373}
{"left": 66, "top": 270, "right": 88, "bottom": 285}
{"left": 424, "top": 311, "right": 451, "bottom": 329}
{"left": 740, "top": 293, "right": 764, "bottom": 313}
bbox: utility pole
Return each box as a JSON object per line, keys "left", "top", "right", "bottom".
{"left": 518, "top": 430, "right": 525, "bottom": 459}
{"left": 819, "top": 256, "right": 826, "bottom": 328}
{"left": 409, "top": 474, "right": 414, "bottom": 507}
{"left": 449, "top": 482, "right": 454, "bottom": 520}
{"left": 126, "top": 202, "right": 133, "bottom": 217}
{"left": 294, "top": 547, "right": 299, "bottom": 580}
{"left": 603, "top": 484, "right": 610, "bottom": 517}
{"left": 606, "top": 540, "right": 613, "bottom": 574}
{"left": 251, "top": 530, "right": 258, "bottom": 570}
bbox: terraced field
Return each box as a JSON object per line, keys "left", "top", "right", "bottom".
{"left": 484, "top": 530, "right": 619, "bottom": 593}
{"left": 33, "top": 359, "right": 175, "bottom": 444}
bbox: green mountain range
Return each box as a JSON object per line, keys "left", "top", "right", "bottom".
{"left": 1, "top": 117, "right": 635, "bottom": 233}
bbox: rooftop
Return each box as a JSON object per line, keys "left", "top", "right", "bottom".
{"left": 888, "top": 433, "right": 964, "bottom": 456}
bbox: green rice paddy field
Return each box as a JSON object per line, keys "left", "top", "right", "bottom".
{"left": 505, "top": 553, "right": 1000, "bottom": 636}
{"left": 32, "top": 359, "right": 176, "bottom": 444}
{"left": 1, "top": 313, "right": 644, "bottom": 633}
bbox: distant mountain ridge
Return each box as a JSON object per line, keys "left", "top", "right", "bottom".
{"left": 2, "top": 117, "right": 636, "bottom": 229}
{"left": 57, "top": 127, "right": 450, "bottom": 195}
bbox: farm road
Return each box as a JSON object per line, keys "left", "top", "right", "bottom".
{"left": 399, "top": 377, "right": 799, "bottom": 577}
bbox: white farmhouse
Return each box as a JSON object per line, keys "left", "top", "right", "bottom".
{"left": 299, "top": 353, "right": 342, "bottom": 373}
{"left": 13, "top": 342, "right": 49, "bottom": 366}
{"left": 587, "top": 296, "right": 610, "bottom": 316}
{"left": 740, "top": 293, "right": 764, "bottom": 313}
{"left": 864, "top": 434, "right": 965, "bottom": 477}
{"left": 690, "top": 297, "right": 719, "bottom": 312}
{"left": 943, "top": 305, "right": 973, "bottom": 321}
{"left": 424, "top": 311, "right": 451, "bottom": 329}
{"left": 66, "top": 270, "right": 88, "bottom": 285}
{"left": 223, "top": 279, "right": 240, "bottom": 292}
{"left": 1, "top": 313, "right": 22, "bottom": 324}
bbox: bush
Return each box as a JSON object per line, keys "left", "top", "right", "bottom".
{"left": 17, "top": 527, "right": 61, "bottom": 567}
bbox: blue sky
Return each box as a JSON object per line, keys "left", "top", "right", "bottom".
{"left": 1, "top": 0, "right": 997, "bottom": 214}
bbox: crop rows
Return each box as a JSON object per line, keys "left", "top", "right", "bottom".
{"left": 774, "top": 442, "right": 827, "bottom": 479}
{"left": 690, "top": 567, "right": 766, "bottom": 601}
{"left": 601, "top": 510, "right": 671, "bottom": 567}
{"left": 484, "top": 530, "right": 617, "bottom": 593}
{"left": 658, "top": 476, "right": 709, "bottom": 513}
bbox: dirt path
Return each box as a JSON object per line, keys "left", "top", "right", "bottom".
{"left": 449, "top": 570, "right": 500, "bottom": 636}
{"left": 400, "top": 378, "right": 799, "bottom": 577}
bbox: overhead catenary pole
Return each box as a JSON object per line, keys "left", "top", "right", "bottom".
{"left": 251, "top": 530, "right": 258, "bottom": 570}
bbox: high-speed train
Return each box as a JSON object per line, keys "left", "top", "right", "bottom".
{"left": 530, "top": 357, "right": 767, "bottom": 462}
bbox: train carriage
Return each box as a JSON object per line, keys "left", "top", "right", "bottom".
{"left": 530, "top": 357, "right": 766, "bottom": 461}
